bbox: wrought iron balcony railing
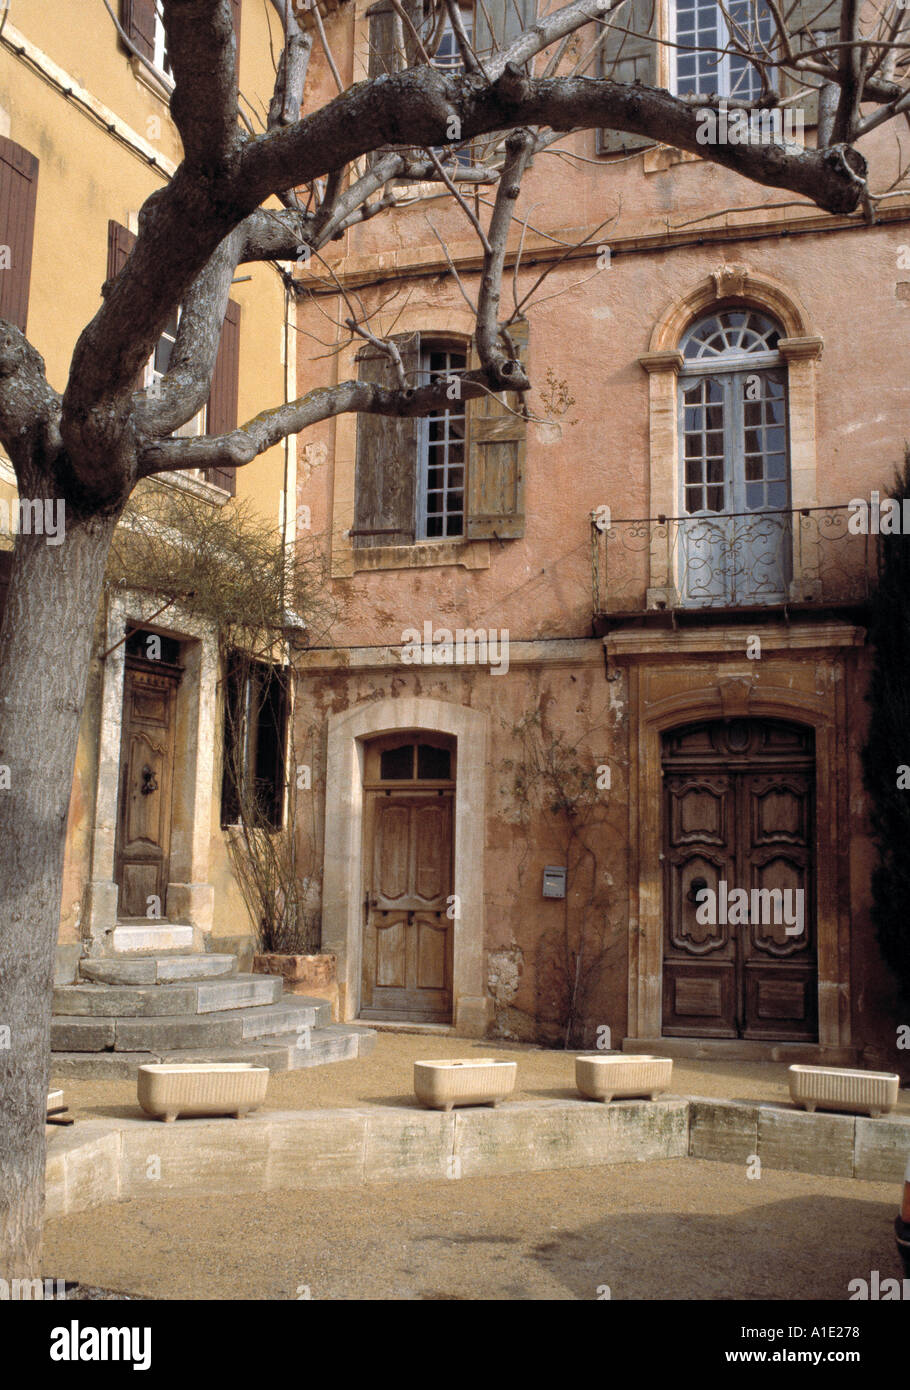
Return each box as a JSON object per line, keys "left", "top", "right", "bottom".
{"left": 591, "top": 506, "right": 876, "bottom": 621}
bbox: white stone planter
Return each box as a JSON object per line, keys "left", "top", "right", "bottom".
{"left": 788, "top": 1065, "right": 900, "bottom": 1119}
{"left": 137, "top": 1063, "right": 269, "bottom": 1122}
{"left": 576, "top": 1054, "right": 674, "bottom": 1103}
{"left": 414, "top": 1059, "right": 517, "bottom": 1111}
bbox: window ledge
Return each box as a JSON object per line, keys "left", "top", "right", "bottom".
{"left": 157, "top": 470, "right": 232, "bottom": 507}
{"left": 130, "top": 56, "right": 174, "bottom": 106}
{"left": 332, "top": 537, "right": 490, "bottom": 578}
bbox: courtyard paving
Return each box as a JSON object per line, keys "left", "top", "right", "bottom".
{"left": 49, "top": 1032, "right": 910, "bottom": 1122}
{"left": 41, "top": 1157, "right": 903, "bottom": 1300}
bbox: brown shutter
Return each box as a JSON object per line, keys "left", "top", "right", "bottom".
{"left": 0, "top": 138, "right": 39, "bottom": 334}
{"left": 352, "top": 331, "right": 420, "bottom": 548}
{"left": 121, "top": 0, "right": 157, "bottom": 61}
{"left": 206, "top": 298, "right": 241, "bottom": 494}
{"left": 465, "top": 319, "right": 528, "bottom": 540}
{"left": 107, "top": 218, "right": 137, "bottom": 280}
{"left": 596, "top": 0, "right": 658, "bottom": 155}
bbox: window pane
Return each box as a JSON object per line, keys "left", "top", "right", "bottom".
{"left": 380, "top": 744, "right": 414, "bottom": 779}
{"left": 417, "top": 744, "right": 452, "bottom": 779}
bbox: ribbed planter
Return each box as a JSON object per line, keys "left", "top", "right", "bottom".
{"left": 252, "top": 952, "right": 338, "bottom": 1019}
{"left": 137, "top": 1063, "right": 269, "bottom": 1122}
{"left": 414, "top": 1059, "right": 517, "bottom": 1111}
{"left": 788, "top": 1065, "right": 900, "bottom": 1118}
{"left": 576, "top": 1055, "right": 674, "bottom": 1103}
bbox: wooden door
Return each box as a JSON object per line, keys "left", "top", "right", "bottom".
{"left": 115, "top": 662, "right": 179, "bottom": 919}
{"left": 361, "top": 792, "right": 453, "bottom": 1022}
{"left": 661, "top": 719, "right": 817, "bottom": 1041}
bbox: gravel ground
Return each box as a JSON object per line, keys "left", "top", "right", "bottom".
{"left": 48, "top": 1033, "right": 910, "bottom": 1122}
{"left": 42, "top": 1158, "right": 903, "bottom": 1301}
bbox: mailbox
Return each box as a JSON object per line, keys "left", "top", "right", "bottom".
{"left": 542, "top": 866, "right": 567, "bottom": 899}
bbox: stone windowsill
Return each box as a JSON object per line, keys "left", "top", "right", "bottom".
{"left": 332, "top": 536, "right": 491, "bottom": 578}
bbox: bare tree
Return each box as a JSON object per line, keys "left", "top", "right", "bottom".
{"left": 0, "top": 0, "right": 903, "bottom": 1275}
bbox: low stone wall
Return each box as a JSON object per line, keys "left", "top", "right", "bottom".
{"left": 44, "top": 1096, "right": 910, "bottom": 1221}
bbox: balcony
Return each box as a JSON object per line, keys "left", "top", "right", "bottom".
{"left": 591, "top": 506, "right": 876, "bottom": 631}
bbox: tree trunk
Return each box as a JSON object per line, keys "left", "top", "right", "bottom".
{"left": 0, "top": 510, "right": 118, "bottom": 1277}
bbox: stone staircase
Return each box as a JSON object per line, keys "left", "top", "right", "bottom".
{"left": 51, "top": 949, "right": 376, "bottom": 1079}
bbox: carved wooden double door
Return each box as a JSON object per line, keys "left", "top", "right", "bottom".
{"left": 661, "top": 719, "right": 817, "bottom": 1041}
{"left": 361, "top": 792, "right": 453, "bottom": 1022}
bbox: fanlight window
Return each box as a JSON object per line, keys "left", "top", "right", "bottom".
{"left": 676, "top": 308, "right": 791, "bottom": 607}
{"left": 681, "top": 309, "right": 782, "bottom": 362}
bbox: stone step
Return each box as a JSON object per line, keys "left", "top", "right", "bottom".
{"left": 49, "top": 1026, "right": 377, "bottom": 1079}
{"left": 53, "top": 974, "right": 282, "bottom": 1019}
{"left": 51, "top": 997, "right": 331, "bottom": 1053}
{"left": 237, "top": 996, "right": 332, "bottom": 1040}
{"left": 79, "top": 955, "right": 238, "bottom": 986}
{"left": 110, "top": 923, "right": 200, "bottom": 955}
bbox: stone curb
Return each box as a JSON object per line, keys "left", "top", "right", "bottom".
{"left": 43, "top": 1095, "right": 910, "bottom": 1220}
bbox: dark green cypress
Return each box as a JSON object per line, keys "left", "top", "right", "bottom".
{"left": 861, "top": 452, "right": 910, "bottom": 1006}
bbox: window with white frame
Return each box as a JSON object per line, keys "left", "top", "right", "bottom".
{"left": 146, "top": 308, "right": 207, "bottom": 445}
{"left": 417, "top": 345, "right": 467, "bottom": 540}
{"left": 153, "top": 0, "right": 173, "bottom": 79}
{"left": 671, "top": 0, "right": 774, "bottom": 100}
{"left": 676, "top": 308, "right": 791, "bottom": 605}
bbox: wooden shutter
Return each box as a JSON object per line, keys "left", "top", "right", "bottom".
{"left": 352, "top": 332, "right": 421, "bottom": 548}
{"left": 107, "top": 218, "right": 136, "bottom": 280}
{"left": 107, "top": 220, "right": 149, "bottom": 393}
{"left": 0, "top": 138, "right": 39, "bottom": 333}
{"left": 120, "top": 0, "right": 157, "bottom": 61}
{"left": 596, "top": 0, "right": 658, "bottom": 154}
{"left": 367, "top": 0, "right": 425, "bottom": 75}
{"left": 778, "top": 0, "right": 834, "bottom": 126}
{"left": 465, "top": 319, "right": 528, "bottom": 540}
{"left": 206, "top": 298, "right": 241, "bottom": 494}
{"left": 474, "top": 0, "right": 538, "bottom": 57}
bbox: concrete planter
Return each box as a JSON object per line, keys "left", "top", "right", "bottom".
{"left": 576, "top": 1054, "right": 674, "bottom": 1103}
{"left": 252, "top": 952, "right": 338, "bottom": 1019}
{"left": 414, "top": 1059, "right": 517, "bottom": 1111}
{"left": 788, "top": 1065, "right": 900, "bottom": 1118}
{"left": 137, "top": 1063, "right": 269, "bottom": 1122}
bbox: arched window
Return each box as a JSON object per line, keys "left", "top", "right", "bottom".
{"left": 677, "top": 308, "right": 791, "bottom": 606}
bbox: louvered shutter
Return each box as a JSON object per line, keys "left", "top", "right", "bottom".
{"left": 206, "top": 299, "right": 241, "bottom": 494}
{"left": 367, "top": 0, "right": 425, "bottom": 74}
{"left": 474, "top": 0, "right": 538, "bottom": 57}
{"left": 107, "top": 218, "right": 136, "bottom": 280}
{"left": 121, "top": 0, "right": 157, "bottom": 61}
{"left": 353, "top": 332, "right": 421, "bottom": 548}
{"left": 465, "top": 319, "right": 528, "bottom": 540}
{"left": 0, "top": 138, "right": 39, "bottom": 333}
{"left": 596, "top": 0, "right": 658, "bottom": 154}
{"left": 777, "top": 0, "right": 835, "bottom": 126}
{"left": 107, "top": 220, "right": 148, "bottom": 393}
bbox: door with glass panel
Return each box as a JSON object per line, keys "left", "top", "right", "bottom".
{"left": 677, "top": 309, "right": 791, "bottom": 607}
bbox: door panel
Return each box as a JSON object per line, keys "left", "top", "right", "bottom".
{"left": 662, "top": 720, "right": 817, "bottom": 1042}
{"left": 115, "top": 663, "right": 179, "bottom": 918}
{"left": 362, "top": 793, "right": 453, "bottom": 1021}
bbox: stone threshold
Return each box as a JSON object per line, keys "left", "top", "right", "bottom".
{"left": 624, "top": 1038, "right": 862, "bottom": 1066}
{"left": 44, "top": 1095, "right": 910, "bottom": 1221}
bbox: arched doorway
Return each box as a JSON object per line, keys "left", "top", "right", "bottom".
{"left": 661, "top": 717, "right": 817, "bottom": 1041}
{"left": 360, "top": 732, "right": 456, "bottom": 1023}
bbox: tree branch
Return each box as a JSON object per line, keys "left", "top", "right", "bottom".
{"left": 163, "top": 0, "right": 241, "bottom": 170}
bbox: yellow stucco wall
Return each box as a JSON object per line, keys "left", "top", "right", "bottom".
{"left": 1, "top": 1, "right": 292, "bottom": 948}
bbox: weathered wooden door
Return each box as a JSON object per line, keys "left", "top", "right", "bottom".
{"left": 115, "top": 661, "right": 179, "bottom": 919}
{"left": 662, "top": 719, "right": 817, "bottom": 1040}
{"left": 361, "top": 792, "right": 454, "bottom": 1022}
